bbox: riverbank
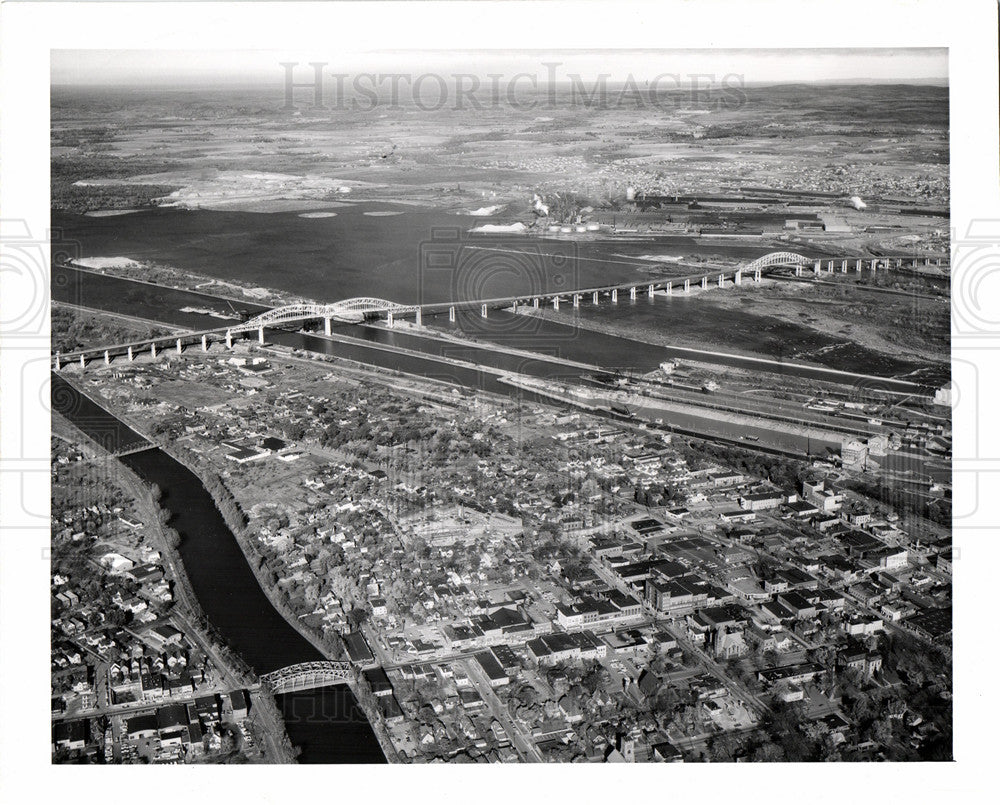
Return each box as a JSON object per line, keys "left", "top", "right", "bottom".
{"left": 52, "top": 409, "right": 300, "bottom": 764}
{"left": 52, "top": 375, "right": 388, "bottom": 763}
{"left": 512, "top": 285, "right": 946, "bottom": 378}
{"left": 158, "top": 428, "right": 400, "bottom": 764}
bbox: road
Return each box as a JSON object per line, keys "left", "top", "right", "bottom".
{"left": 658, "top": 620, "right": 768, "bottom": 716}
{"left": 463, "top": 659, "right": 542, "bottom": 763}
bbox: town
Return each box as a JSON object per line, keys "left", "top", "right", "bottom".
{"left": 51, "top": 330, "right": 952, "bottom": 763}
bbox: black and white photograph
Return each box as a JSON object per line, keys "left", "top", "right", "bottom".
{"left": 0, "top": 0, "right": 996, "bottom": 799}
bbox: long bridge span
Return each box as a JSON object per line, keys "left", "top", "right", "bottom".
{"left": 259, "top": 661, "right": 355, "bottom": 695}
{"left": 53, "top": 251, "right": 947, "bottom": 369}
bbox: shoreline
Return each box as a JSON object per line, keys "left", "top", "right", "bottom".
{"left": 51, "top": 408, "right": 300, "bottom": 764}
{"left": 53, "top": 377, "right": 394, "bottom": 764}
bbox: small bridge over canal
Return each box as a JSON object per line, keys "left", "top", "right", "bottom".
{"left": 259, "top": 661, "right": 355, "bottom": 695}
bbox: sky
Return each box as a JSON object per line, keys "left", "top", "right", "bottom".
{"left": 51, "top": 48, "right": 948, "bottom": 87}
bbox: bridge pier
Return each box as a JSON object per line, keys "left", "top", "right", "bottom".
{"left": 684, "top": 279, "right": 690, "bottom": 293}
{"left": 592, "top": 291, "right": 599, "bottom": 305}
{"left": 629, "top": 286, "right": 637, "bottom": 301}
{"left": 814, "top": 262, "right": 821, "bottom": 277}
{"left": 611, "top": 289, "right": 618, "bottom": 303}
{"left": 387, "top": 311, "right": 394, "bottom": 327}
{"left": 324, "top": 317, "right": 332, "bottom": 336}
{"left": 533, "top": 297, "right": 539, "bottom": 309}
{"left": 80, "top": 354, "right": 86, "bottom": 370}
{"left": 924, "top": 257, "right": 931, "bottom": 266}
{"left": 841, "top": 260, "right": 848, "bottom": 273}
{"left": 202, "top": 334, "right": 208, "bottom": 352}
{"left": 511, "top": 301, "right": 518, "bottom": 314}
{"left": 573, "top": 294, "right": 580, "bottom": 308}
{"left": 104, "top": 350, "right": 110, "bottom": 366}
{"left": 225, "top": 330, "right": 233, "bottom": 349}
{"left": 648, "top": 284, "right": 655, "bottom": 298}
{"left": 54, "top": 352, "right": 61, "bottom": 371}
{"left": 127, "top": 346, "right": 134, "bottom": 362}
{"left": 150, "top": 343, "right": 157, "bottom": 359}
{"left": 176, "top": 338, "right": 183, "bottom": 355}
{"left": 553, "top": 297, "right": 560, "bottom": 310}
{"left": 754, "top": 269, "right": 762, "bottom": 282}
{"left": 448, "top": 306, "right": 456, "bottom": 323}
{"left": 795, "top": 265, "right": 802, "bottom": 277}
{"left": 855, "top": 259, "right": 862, "bottom": 273}
{"left": 666, "top": 283, "right": 672, "bottom": 296}
{"left": 936, "top": 257, "right": 942, "bottom": 266}
{"left": 717, "top": 273, "right": 724, "bottom": 288}
{"left": 826, "top": 260, "right": 833, "bottom": 274}
{"left": 734, "top": 270, "right": 742, "bottom": 286}
{"left": 896, "top": 258, "right": 902, "bottom": 268}
{"left": 700, "top": 276, "right": 708, "bottom": 290}
{"left": 415, "top": 308, "right": 422, "bottom": 326}
{"left": 481, "top": 304, "right": 488, "bottom": 318}
{"left": 258, "top": 326, "right": 265, "bottom": 345}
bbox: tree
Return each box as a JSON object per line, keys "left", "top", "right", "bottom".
{"left": 347, "top": 606, "right": 369, "bottom": 631}
{"left": 751, "top": 740, "right": 785, "bottom": 762}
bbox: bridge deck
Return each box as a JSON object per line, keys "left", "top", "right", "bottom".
{"left": 54, "top": 252, "right": 946, "bottom": 362}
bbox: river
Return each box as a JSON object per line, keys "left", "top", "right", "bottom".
{"left": 52, "top": 206, "right": 942, "bottom": 381}
{"left": 52, "top": 263, "right": 945, "bottom": 461}
{"left": 51, "top": 374, "right": 386, "bottom": 764}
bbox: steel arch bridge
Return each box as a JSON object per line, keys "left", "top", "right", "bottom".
{"left": 229, "top": 298, "right": 418, "bottom": 332}
{"left": 260, "top": 661, "right": 354, "bottom": 694}
{"left": 744, "top": 251, "right": 811, "bottom": 272}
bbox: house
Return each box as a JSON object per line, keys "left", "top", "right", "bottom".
{"left": 848, "top": 581, "right": 883, "bottom": 607}
{"left": 363, "top": 668, "right": 394, "bottom": 697}
{"left": 636, "top": 669, "right": 661, "bottom": 700}
{"left": 720, "top": 510, "right": 756, "bottom": 524}
{"left": 527, "top": 630, "right": 606, "bottom": 665}
{"left": 343, "top": 632, "right": 376, "bottom": 665}
{"left": 145, "top": 624, "right": 183, "bottom": 651}
{"left": 935, "top": 550, "right": 953, "bottom": 575}
{"left": 777, "top": 591, "right": 818, "bottom": 620}
{"left": 125, "top": 713, "right": 159, "bottom": 740}
{"left": 191, "top": 695, "right": 221, "bottom": 728}
{"left": 489, "top": 644, "right": 521, "bottom": 676}
{"left": 651, "top": 740, "right": 684, "bottom": 762}
{"left": 881, "top": 601, "right": 908, "bottom": 622}
{"left": 845, "top": 615, "right": 884, "bottom": 637}
{"left": 739, "top": 491, "right": 785, "bottom": 511}
{"left": 710, "top": 627, "right": 748, "bottom": 659}
{"left": 474, "top": 651, "right": 509, "bottom": 687}
{"left": 100, "top": 552, "right": 135, "bottom": 574}
{"left": 877, "top": 549, "right": 909, "bottom": 571}
{"left": 839, "top": 645, "right": 883, "bottom": 680}
{"left": 52, "top": 719, "right": 88, "bottom": 751}
{"left": 228, "top": 689, "right": 249, "bottom": 721}
{"left": 646, "top": 574, "right": 712, "bottom": 614}
{"left": 802, "top": 479, "right": 843, "bottom": 512}
{"left": 758, "top": 662, "right": 824, "bottom": 687}
{"left": 785, "top": 499, "right": 819, "bottom": 518}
